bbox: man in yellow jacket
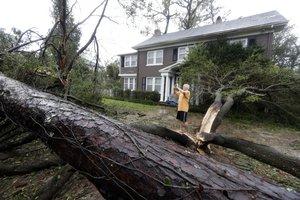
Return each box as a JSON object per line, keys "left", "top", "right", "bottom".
{"left": 174, "top": 84, "right": 190, "bottom": 132}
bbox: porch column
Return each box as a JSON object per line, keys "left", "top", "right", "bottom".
{"left": 170, "top": 76, "right": 175, "bottom": 95}
{"left": 165, "top": 75, "right": 171, "bottom": 101}
{"left": 160, "top": 75, "right": 165, "bottom": 102}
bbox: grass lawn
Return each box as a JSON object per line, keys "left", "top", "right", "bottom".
{"left": 102, "top": 98, "right": 166, "bottom": 113}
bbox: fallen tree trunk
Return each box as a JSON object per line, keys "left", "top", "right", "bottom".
{"left": 132, "top": 124, "right": 195, "bottom": 148}
{"left": 135, "top": 124, "right": 300, "bottom": 179}
{"left": 200, "top": 132, "right": 300, "bottom": 178}
{"left": 0, "top": 74, "right": 299, "bottom": 199}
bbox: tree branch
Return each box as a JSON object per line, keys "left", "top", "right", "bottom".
{"left": 68, "top": 0, "right": 109, "bottom": 72}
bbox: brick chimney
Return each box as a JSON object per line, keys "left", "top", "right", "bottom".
{"left": 216, "top": 16, "right": 222, "bottom": 24}
{"left": 154, "top": 29, "right": 162, "bottom": 36}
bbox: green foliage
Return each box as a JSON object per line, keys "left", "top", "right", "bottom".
{"left": 0, "top": 28, "right": 15, "bottom": 51}
{"left": 100, "top": 60, "right": 122, "bottom": 95}
{"left": 164, "top": 176, "right": 172, "bottom": 186}
{"left": 106, "top": 60, "right": 120, "bottom": 80}
{"left": 0, "top": 51, "right": 59, "bottom": 89}
{"left": 273, "top": 25, "right": 300, "bottom": 70}
{"left": 180, "top": 38, "right": 300, "bottom": 127}
{"left": 181, "top": 38, "right": 295, "bottom": 91}
{"left": 110, "top": 88, "right": 160, "bottom": 104}
{"left": 0, "top": 28, "right": 60, "bottom": 90}
{"left": 243, "top": 95, "right": 260, "bottom": 103}
{"left": 69, "top": 58, "right": 104, "bottom": 105}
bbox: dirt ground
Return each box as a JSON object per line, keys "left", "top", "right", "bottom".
{"left": 119, "top": 105, "right": 300, "bottom": 191}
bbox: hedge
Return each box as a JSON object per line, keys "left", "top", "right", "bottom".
{"left": 111, "top": 89, "right": 160, "bottom": 103}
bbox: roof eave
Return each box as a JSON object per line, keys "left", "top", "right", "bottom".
{"left": 117, "top": 52, "right": 138, "bottom": 56}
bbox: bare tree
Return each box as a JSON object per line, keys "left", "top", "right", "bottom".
{"left": 143, "top": 0, "right": 178, "bottom": 34}
{"left": 175, "top": 0, "right": 208, "bottom": 29}
{"left": 203, "top": 0, "right": 230, "bottom": 24}
{"left": 120, "top": 0, "right": 229, "bottom": 35}
{"left": 43, "top": 0, "right": 109, "bottom": 98}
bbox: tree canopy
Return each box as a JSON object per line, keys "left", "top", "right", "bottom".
{"left": 180, "top": 39, "right": 300, "bottom": 126}
{"left": 273, "top": 25, "right": 300, "bottom": 71}
{"left": 120, "top": 0, "right": 229, "bottom": 35}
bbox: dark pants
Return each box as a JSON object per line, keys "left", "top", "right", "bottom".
{"left": 176, "top": 111, "right": 187, "bottom": 122}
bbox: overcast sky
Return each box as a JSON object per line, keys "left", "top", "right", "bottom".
{"left": 0, "top": 0, "right": 299, "bottom": 65}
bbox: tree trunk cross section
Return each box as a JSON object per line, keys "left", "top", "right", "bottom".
{"left": 0, "top": 74, "right": 299, "bottom": 199}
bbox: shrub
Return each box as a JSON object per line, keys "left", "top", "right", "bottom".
{"left": 110, "top": 89, "right": 160, "bottom": 104}
{"left": 145, "top": 91, "right": 160, "bottom": 102}
{"left": 123, "top": 89, "right": 131, "bottom": 99}
{"left": 113, "top": 88, "right": 124, "bottom": 98}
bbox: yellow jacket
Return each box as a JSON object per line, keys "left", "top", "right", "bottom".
{"left": 175, "top": 90, "right": 190, "bottom": 112}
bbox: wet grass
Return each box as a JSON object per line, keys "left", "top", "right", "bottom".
{"left": 102, "top": 98, "right": 164, "bottom": 114}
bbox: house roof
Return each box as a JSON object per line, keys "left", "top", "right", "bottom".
{"left": 133, "top": 10, "right": 288, "bottom": 50}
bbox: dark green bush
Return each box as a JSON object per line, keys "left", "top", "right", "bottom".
{"left": 145, "top": 91, "right": 160, "bottom": 102}
{"left": 110, "top": 89, "right": 160, "bottom": 103}
{"left": 113, "top": 88, "right": 124, "bottom": 98}
{"left": 123, "top": 89, "right": 131, "bottom": 99}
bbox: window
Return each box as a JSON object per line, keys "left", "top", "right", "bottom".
{"left": 229, "top": 38, "right": 248, "bottom": 48}
{"left": 124, "top": 77, "right": 136, "bottom": 90}
{"left": 177, "top": 46, "right": 195, "bottom": 62}
{"left": 178, "top": 47, "right": 190, "bottom": 62}
{"left": 146, "top": 77, "right": 161, "bottom": 92}
{"left": 124, "top": 55, "right": 137, "bottom": 67}
{"left": 147, "top": 50, "right": 163, "bottom": 65}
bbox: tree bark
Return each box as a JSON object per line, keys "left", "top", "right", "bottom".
{"left": 211, "top": 94, "right": 235, "bottom": 132}
{"left": 132, "top": 124, "right": 195, "bottom": 148}
{"left": 0, "top": 119, "right": 14, "bottom": 135}
{"left": 201, "top": 132, "right": 300, "bottom": 179}
{"left": 0, "top": 146, "right": 46, "bottom": 161}
{"left": 0, "top": 156, "right": 64, "bottom": 176}
{"left": 0, "top": 127, "right": 24, "bottom": 143}
{"left": 0, "top": 74, "right": 299, "bottom": 200}
{"left": 136, "top": 124, "right": 300, "bottom": 179}
{"left": 0, "top": 132, "right": 37, "bottom": 152}
{"left": 32, "top": 165, "right": 75, "bottom": 200}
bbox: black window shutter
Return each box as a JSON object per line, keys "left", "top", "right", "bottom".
{"left": 172, "top": 48, "right": 178, "bottom": 61}
{"left": 249, "top": 38, "right": 256, "bottom": 47}
{"left": 121, "top": 56, "right": 124, "bottom": 67}
{"left": 142, "top": 77, "right": 146, "bottom": 91}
